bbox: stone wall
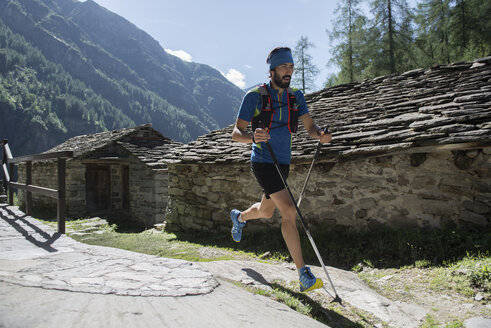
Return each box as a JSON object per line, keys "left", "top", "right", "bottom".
{"left": 18, "top": 161, "right": 58, "bottom": 215}
{"left": 17, "top": 154, "right": 169, "bottom": 227}
{"left": 165, "top": 148, "right": 491, "bottom": 232}
{"left": 17, "top": 159, "right": 110, "bottom": 218}
{"left": 66, "top": 160, "right": 86, "bottom": 216}
{"left": 127, "top": 155, "right": 169, "bottom": 228}
{"left": 165, "top": 163, "right": 264, "bottom": 232}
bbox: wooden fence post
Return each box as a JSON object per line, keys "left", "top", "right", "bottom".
{"left": 3, "top": 146, "right": 72, "bottom": 234}
{"left": 26, "top": 161, "right": 32, "bottom": 216}
{"left": 8, "top": 162, "right": 14, "bottom": 206}
{"left": 1, "top": 139, "right": 7, "bottom": 199}
{"left": 57, "top": 158, "right": 66, "bottom": 234}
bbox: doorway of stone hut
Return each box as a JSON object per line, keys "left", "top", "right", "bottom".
{"left": 86, "top": 164, "right": 111, "bottom": 213}
{"left": 85, "top": 163, "right": 131, "bottom": 219}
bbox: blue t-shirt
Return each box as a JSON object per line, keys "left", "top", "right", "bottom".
{"left": 237, "top": 82, "right": 309, "bottom": 164}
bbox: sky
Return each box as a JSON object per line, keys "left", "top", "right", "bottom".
{"left": 90, "top": 0, "right": 340, "bottom": 91}
{"left": 90, "top": 0, "right": 417, "bottom": 91}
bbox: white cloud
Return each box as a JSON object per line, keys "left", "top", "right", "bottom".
{"left": 222, "top": 68, "right": 246, "bottom": 89}
{"left": 165, "top": 49, "right": 193, "bottom": 62}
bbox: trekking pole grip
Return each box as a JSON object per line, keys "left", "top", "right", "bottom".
{"left": 319, "top": 126, "right": 329, "bottom": 138}
{"left": 314, "top": 126, "right": 328, "bottom": 157}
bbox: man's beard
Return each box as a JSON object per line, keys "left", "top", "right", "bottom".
{"left": 273, "top": 71, "right": 291, "bottom": 89}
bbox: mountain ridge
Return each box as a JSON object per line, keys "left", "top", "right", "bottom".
{"left": 0, "top": 0, "right": 244, "bottom": 155}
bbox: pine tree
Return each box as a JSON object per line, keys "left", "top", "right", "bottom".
{"left": 367, "top": 0, "right": 415, "bottom": 76}
{"left": 414, "top": 0, "right": 491, "bottom": 64}
{"left": 415, "top": 0, "right": 452, "bottom": 65}
{"left": 325, "top": 0, "right": 490, "bottom": 85}
{"left": 451, "top": 0, "right": 470, "bottom": 51}
{"left": 292, "top": 36, "right": 319, "bottom": 93}
{"left": 451, "top": 0, "right": 491, "bottom": 59}
{"left": 326, "top": 0, "right": 368, "bottom": 84}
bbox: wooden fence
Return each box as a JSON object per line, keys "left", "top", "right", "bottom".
{"left": 1, "top": 139, "right": 73, "bottom": 234}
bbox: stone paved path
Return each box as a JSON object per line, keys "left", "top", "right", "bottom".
{"left": 0, "top": 204, "right": 328, "bottom": 328}
{"left": 0, "top": 205, "right": 217, "bottom": 297}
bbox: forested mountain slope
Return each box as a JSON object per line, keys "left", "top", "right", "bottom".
{"left": 0, "top": 0, "right": 244, "bottom": 155}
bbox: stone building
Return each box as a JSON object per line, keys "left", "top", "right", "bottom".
{"left": 162, "top": 57, "right": 491, "bottom": 233}
{"left": 17, "top": 124, "right": 180, "bottom": 227}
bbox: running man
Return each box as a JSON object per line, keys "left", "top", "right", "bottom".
{"left": 230, "top": 47, "right": 332, "bottom": 292}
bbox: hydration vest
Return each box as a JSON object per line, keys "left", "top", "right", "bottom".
{"left": 251, "top": 84, "right": 299, "bottom": 133}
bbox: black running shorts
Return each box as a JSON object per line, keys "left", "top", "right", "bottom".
{"left": 251, "top": 162, "right": 290, "bottom": 199}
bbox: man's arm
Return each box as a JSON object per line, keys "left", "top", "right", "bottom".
{"left": 232, "top": 118, "right": 253, "bottom": 143}
{"left": 232, "top": 118, "right": 270, "bottom": 144}
{"left": 299, "top": 113, "right": 332, "bottom": 144}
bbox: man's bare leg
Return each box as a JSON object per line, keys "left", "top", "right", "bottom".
{"left": 240, "top": 194, "right": 276, "bottom": 222}
{"left": 270, "top": 189, "right": 305, "bottom": 269}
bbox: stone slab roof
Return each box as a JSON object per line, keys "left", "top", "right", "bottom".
{"left": 46, "top": 124, "right": 181, "bottom": 169}
{"left": 162, "top": 57, "right": 491, "bottom": 165}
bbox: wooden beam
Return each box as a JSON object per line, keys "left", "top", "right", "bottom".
{"left": 9, "top": 151, "right": 73, "bottom": 164}
{"left": 81, "top": 158, "right": 125, "bottom": 165}
{"left": 8, "top": 182, "right": 58, "bottom": 199}
{"left": 376, "top": 142, "right": 491, "bottom": 157}
{"left": 3, "top": 142, "right": 12, "bottom": 160}
{"left": 2, "top": 164, "right": 9, "bottom": 183}
{"left": 309, "top": 141, "right": 491, "bottom": 164}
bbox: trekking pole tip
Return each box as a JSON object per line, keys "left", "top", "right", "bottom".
{"left": 331, "top": 294, "right": 343, "bottom": 306}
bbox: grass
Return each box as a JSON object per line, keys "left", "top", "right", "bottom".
{"left": 37, "top": 218, "right": 256, "bottom": 262}
{"left": 74, "top": 230, "right": 255, "bottom": 262}
{"left": 168, "top": 223, "right": 490, "bottom": 273}
{"left": 302, "top": 225, "right": 490, "bottom": 270}
{"left": 250, "top": 284, "right": 314, "bottom": 316}
{"left": 359, "top": 252, "right": 491, "bottom": 301}
{"left": 420, "top": 314, "right": 464, "bottom": 328}
{"left": 31, "top": 211, "right": 491, "bottom": 271}
{"left": 452, "top": 253, "right": 491, "bottom": 292}
{"left": 415, "top": 253, "right": 491, "bottom": 298}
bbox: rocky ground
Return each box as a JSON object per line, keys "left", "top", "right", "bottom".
{"left": 192, "top": 247, "right": 490, "bottom": 327}
{"left": 356, "top": 266, "right": 490, "bottom": 327}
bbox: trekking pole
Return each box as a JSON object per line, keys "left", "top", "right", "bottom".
{"left": 261, "top": 127, "right": 341, "bottom": 304}
{"left": 296, "top": 127, "right": 328, "bottom": 208}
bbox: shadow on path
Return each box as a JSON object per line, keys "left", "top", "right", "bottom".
{"left": 241, "top": 267, "right": 363, "bottom": 328}
{"left": 0, "top": 204, "right": 60, "bottom": 253}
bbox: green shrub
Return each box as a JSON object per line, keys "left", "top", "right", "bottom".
{"left": 469, "top": 263, "right": 490, "bottom": 292}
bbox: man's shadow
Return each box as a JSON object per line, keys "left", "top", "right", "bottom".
{"left": 241, "top": 268, "right": 272, "bottom": 286}
{"left": 0, "top": 205, "right": 60, "bottom": 253}
{"left": 241, "top": 267, "right": 361, "bottom": 328}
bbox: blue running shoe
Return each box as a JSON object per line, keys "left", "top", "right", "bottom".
{"left": 299, "top": 266, "right": 323, "bottom": 292}
{"left": 230, "top": 209, "right": 246, "bottom": 242}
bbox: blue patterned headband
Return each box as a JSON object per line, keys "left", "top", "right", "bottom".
{"left": 268, "top": 48, "right": 294, "bottom": 70}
